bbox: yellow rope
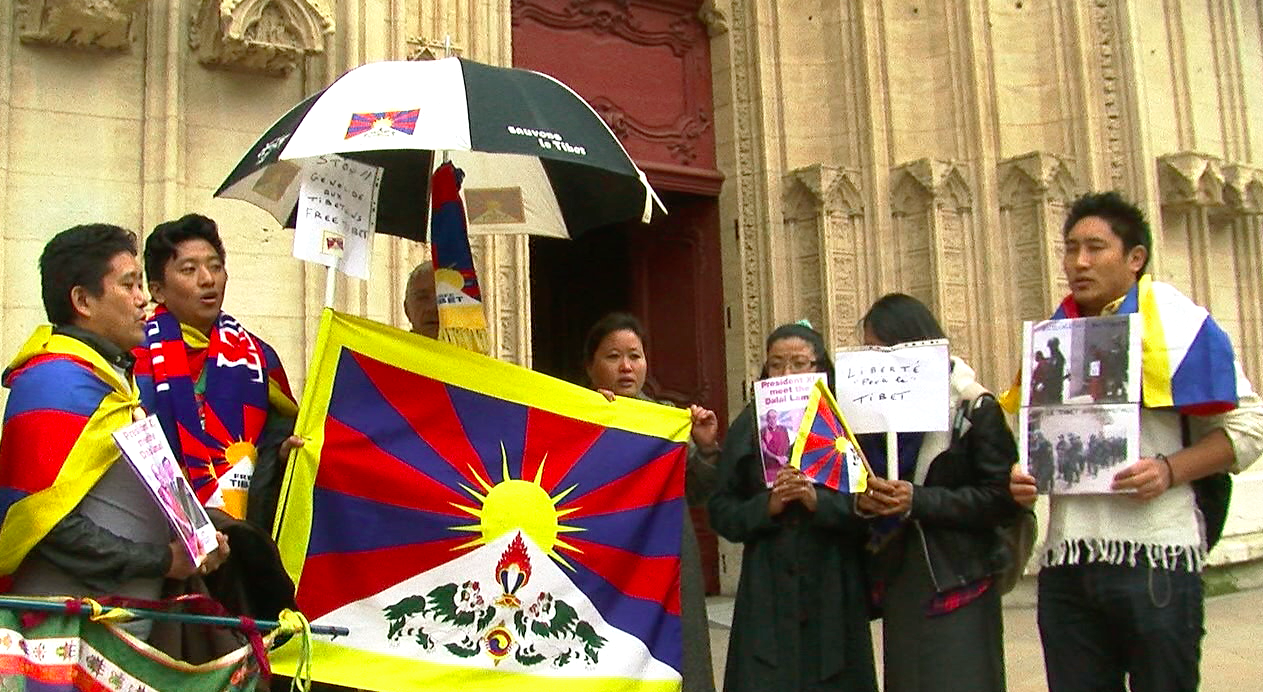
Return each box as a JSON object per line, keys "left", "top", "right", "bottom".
{"left": 81, "top": 598, "right": 134, "bottom": 624}
{"left": 275, "top": 609, "right": 313, "bottom": 692}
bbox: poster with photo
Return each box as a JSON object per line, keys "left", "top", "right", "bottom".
{"left": 753, "top": 372, "right": 827, "bottom": 487}
{"left": 113, "top": 416, "right": 218, "bottom": 565}
{"left": 1021, "top": 314, "right": 1140, "bottom": 407}
{"left": 1020, "top": 404, "right": 1141, "bottom": 495}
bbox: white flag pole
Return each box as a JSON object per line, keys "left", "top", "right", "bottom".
{"left": 885, "top": 430, "right": 899, "bottom": 481}
{"left": 324, "top": 266, "right": 336, "bottom": 307}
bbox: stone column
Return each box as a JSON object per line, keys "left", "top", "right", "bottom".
{"left": 997, "top": 152, "right": 1079, "bottom": 323}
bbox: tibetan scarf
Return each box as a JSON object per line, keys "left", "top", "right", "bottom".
{"left": 136, "top": 306, "right": 292, "bottom": 518}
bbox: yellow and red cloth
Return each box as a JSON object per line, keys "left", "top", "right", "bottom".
{"left": 0, "top": 327, "right": 139, "bottom": 582}
{"left": 1001, "top": 275, "right": 1239, "bottom": 415}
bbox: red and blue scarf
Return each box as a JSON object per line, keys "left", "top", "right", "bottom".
{"left": 134, "top": 306, "right": 295, "bottom": 515}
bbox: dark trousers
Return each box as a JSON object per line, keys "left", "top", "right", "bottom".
{"left": 1037, "top": 562, "right": 1204, "bottom": 692}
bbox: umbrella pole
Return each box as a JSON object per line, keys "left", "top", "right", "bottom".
{"left": 324, "top": 265, "right": 336, "bottom": 307}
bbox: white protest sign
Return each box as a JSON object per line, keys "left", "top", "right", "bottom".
{"left": 294, "top": 154, "right": 383, "bottom": 280}
{"left": 833, "top": 339, "right": 950, "bottom": 434}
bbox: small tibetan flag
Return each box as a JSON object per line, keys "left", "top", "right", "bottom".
{"left": 789, "top": 380, "right": 868, "bottom": 493}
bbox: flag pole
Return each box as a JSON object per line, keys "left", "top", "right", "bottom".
{"left": 324, "top": 265, "right": 336, "bottom": 307}
{"left": 0, "top": 596, "right": 349, "bottom": 637}
{"left": 885, "top": 430, "right": 898, "bottom": 481}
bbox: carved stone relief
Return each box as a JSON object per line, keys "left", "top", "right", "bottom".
{"left": 698, "top": 0, "right": 729, "bottom": 37}
{"left": 783, "top": 164, "right": 866, "bottom": 348}
{"left": 407, "top": 36, "right": 464, "bottom": 61}
{"left": 15, "top": 0, "right": 145, "bottom": 51}
{"left": 888, "top": 159, "right": 976, "bottom": 363}
{"left": 189, "top": 0, "right": 334, "bottom": 76}
{"left": 997, "top": 152, "right": 1078, "bottom": 320}
{"left": 1158, "top": 153, "right": 1226, "bottom": 210}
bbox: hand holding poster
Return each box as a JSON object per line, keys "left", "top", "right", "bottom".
{"left": 753, "top": 373, "right": 827, "bottom": 487}
{"left": 833, "top": 340, "right": 950, "bottom": 434}
{"left": 113, "top": 416, "right": 217, "bottom": 566}
{"left": 294, "top": 154, "right": 383, "bottom": 280}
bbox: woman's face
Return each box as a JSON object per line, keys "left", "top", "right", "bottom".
{"left": 586, "top": 329, "right": 647, "bottom": 397}
{"left": 765, "top": 336, "right": 820, "bottom": 377}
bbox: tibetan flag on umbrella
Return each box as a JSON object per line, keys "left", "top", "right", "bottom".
{"left": 789, "top": 380, "right": 868, "bottom": 493}
{"left": 271, "top": 310, "right": 690, "bottom": 692}
{"left": 999, "top": 275, "right": 1238, "bottom": 414}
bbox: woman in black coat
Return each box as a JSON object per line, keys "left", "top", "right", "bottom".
{"left": 856, "top": 294, "right": 1022, "bottom": 692}
{"left": 709, "top": 323, "right": 877, "bottom": 692}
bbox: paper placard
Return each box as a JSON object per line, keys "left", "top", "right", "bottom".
{"left": 294, "top": 154, "right": 383, "bottom": 280}
{"left": 833, "top": 339, "right": 950, "bottom": 434}
{"left": 113, "top": 416, "right": 218, "bottom": 566}
{"left": 753, "top": 372, "right": 827, "bottom": 487}
{"left": 1018, "top": 315, "right": 1142, "bottom": 495}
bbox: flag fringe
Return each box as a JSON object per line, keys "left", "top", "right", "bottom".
{"left": 439, "top": 326, "right": 490, "bottom": 355}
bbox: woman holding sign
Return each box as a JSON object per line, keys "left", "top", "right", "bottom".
{"left": 856, "top": 293, "right": 1023, "bottom": 692}
{"left": 709, "top": 323, "right": 878, "bottom": 692}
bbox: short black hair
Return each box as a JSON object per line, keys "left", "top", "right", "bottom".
{"left": 144, "top": 214, "right": 227, "bottom": 284}
{"left": 1063, "top": 191, "right": 1151, "bottom": 276}
{"left": 583, "top": 312, "right": 646, "bottom": 365}
{"left": 39, "top": 224, "right": 138, "bottom": 325}
{"left": 761, "top": 323, "right": 835, "bottom": 389}
{"left": 861, "top": 293, "right": 947, "bottom": 346}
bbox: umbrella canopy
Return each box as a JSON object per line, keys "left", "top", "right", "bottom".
{"left": 216, "top": 58, "right": 665, "bottom": 241}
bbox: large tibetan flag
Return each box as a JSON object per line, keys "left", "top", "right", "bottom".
{"left": 271, "top": 310, "right": 690, "bottom": 691}
{"left": 789, "top": 380, "right": 868, "bottom": 493}
{"left": 999, "top": 275, "right": 1238, "bottom": 414}
{"left": 0, "top": 327, "right": 138, "bottom": 580}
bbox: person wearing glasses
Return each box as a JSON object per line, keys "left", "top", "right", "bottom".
{"left": 709, "top": 323, "right": 877, "bottom": 692}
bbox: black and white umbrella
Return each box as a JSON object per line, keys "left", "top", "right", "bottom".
{"left": 215, "top": 57, "right": 665, "bottom": 241}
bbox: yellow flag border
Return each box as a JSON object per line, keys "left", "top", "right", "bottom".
{"left": 269, "top": 637, "right": 682, "bottom": 692}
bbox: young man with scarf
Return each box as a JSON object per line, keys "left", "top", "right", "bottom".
{"left": 0, "top": 224, "right": 229, "bottom": 639}
{"left": 134, "top": 214, "right": 299, "bottom": 619}
{"left": 1008, "top": 192, "right": 1263, "bottom": 692}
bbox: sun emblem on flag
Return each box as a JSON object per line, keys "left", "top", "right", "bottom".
{"left": 450, "top": 446, "right": 583, "bottom": 569}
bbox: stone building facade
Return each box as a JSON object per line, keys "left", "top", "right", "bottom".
{"left": 2, "top": 1, "right": 1261, "bottom": 591}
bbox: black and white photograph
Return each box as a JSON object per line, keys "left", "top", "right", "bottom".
{"left": 1021, "top": 314, "right": 1140, "bottom": 407}
{"left": 1020, "top": 404, "right": 1140, "bottom": 495}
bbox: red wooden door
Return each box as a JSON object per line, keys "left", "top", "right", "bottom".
{"left": 514, "top": 0, "right": 726, "bottom": 594}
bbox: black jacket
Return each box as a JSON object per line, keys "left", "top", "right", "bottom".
{"left": 872, "top": 390, "right": 1024, "bottom": 593}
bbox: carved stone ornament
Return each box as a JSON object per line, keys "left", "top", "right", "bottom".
{"left": 15, "top": 0, "right": 146, "bottom": 51}
{"left": 996, "top": 151, "right": 1078, "bottom": 208}
{"left": 698, "top": 0, "right": 729, "bottom": 37}
{"left": 1157, "top": 152, "right": 1226, "bottom": 210}
{"left": 406, "top": 36, "right": 464, "bottom": 61}
{"left": 783, "top": 164, "right": 864, "bottom": 217}
{"left": 189, "top": 0, "right": 335, "bottom": 76}
{"left": 1222, "top": 164, "right": 1263, "bottom": 216}
{"left": 889, "top": 159, "right": 973, "bottom": 215}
